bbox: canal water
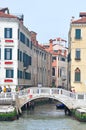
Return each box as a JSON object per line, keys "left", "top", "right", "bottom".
{"left": 0, "top": 104, "right": 86, "bottom": 130}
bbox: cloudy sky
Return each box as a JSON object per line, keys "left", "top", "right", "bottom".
{"left": 0, "top": 0, "right": 86, "bottom": 45}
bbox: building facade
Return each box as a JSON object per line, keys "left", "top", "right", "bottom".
{"left": 30, "top": 31, "right": 52, "bottom": 87}
{"left": 43, "top": 38, "right": 68, "bottom": 89}
{"left": 0, "top": 8, "right": 52, "bottom": 92}
{"left": 68, "top": 12, "right": 86, "bottom": 92}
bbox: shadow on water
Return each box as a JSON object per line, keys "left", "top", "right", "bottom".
{"left": 21, "top": 103, "right": 68, "bottom": 120}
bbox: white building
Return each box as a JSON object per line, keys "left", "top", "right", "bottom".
{"left": 0, "top": 8, "right": 52, "bottom": 92}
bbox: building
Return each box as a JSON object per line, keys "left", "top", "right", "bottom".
{"left": 68, "top": 12, "right": 86, "bottom": 92}
{"left": 0, "top": 8, "right": 52, "bottom": 92}
{"left": 43, "top": 38, "right": 68, "bottom": 89}
{"left": 30, "top": 31, "right": 52, "bottom": 87}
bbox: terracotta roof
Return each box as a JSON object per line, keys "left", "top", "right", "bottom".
{"left": 0, "top": 11, "right": 17, "bottom": 18}
{"left": 72, "top": 17, "right": 86, "bottom": 24}
{"left": 56, "top": 37, "right": 67, "bottom": 42}
{"left": 79, "top": 12, "right": 86, "bottom": 17}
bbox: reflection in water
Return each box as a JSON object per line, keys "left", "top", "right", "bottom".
{"left": 0, "top": 104, "right": 86, "bottom": 130}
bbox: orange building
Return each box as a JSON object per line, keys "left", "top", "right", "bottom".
{"left": 43, "top": 37, "right": 68, "bottom": 89}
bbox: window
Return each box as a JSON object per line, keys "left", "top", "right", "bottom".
{"left": 52, "top": 68, "right": 55, "bottom": 76}
{"left": 6, "top": 69, "right": 14, "bottom": 78}
{"left": 29, "top": 56, "right": 32, "bottom": 65}
{"left": 20, "top": 51, "right": 22, "bottom": 62}
{"left": 44, "top": 54, "right": 46, "bottom": 60}
{"left": 18, "top": 49, "right": 19, "bottom": 60}
{"left": 61, "top": 57, "right": 65, "bottom": 61}
{"left": 29, "top": 41, "right": 32, "bottom": 49}
{"left": 23, "top": 53, "right": 31, "bottom": 67}
{"left": 75, "top": 68, "right": 80, "bottom": 82}
{"left": 18, "top": 70, "right": 22, "bottom": 79}
{"left": 20, "top": 32, "right": 25, "bottom": 43}
{"left": 4, "top": 28, "right": 12, "bottom": 38}
{"left": 4, "top": 48, "right": 12, "bottom": 60}
{"left": 26, "top": 38, "right": 29, "bottom": 47}
{"left": 75, "top": 29, "right": 81, "bottom": 39}
{"left": 52, "top": 56, "right": 56, "bottom": 62}
{"left": 18, "top": 29, "right": 20, "bottom": 40}
{"left": 75, "top": 49, "right": 80, "bottom": 60}
{"left": 25, "top": 72, "right": 31, "bottom": 79}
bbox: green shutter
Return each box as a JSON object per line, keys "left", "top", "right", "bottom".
{"left": 75, "top": 72, "right": 80, "bottom": 81}
{"left": 75, "top": 29, "right": 81, "bottom": 39}
{"left": 10, "top": 28, "right": 12, "bottom": 38}
{"left": 4, "top": 28, "right": 7, "bottom": 38}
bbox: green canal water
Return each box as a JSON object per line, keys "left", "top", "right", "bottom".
{"left": 0, "top": 104, "right": 86, "bottom": 130}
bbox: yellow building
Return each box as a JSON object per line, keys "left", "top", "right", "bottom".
{"left": 68, "top": 12, "right": 86, "bottom": 92}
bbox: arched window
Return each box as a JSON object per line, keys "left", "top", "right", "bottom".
{"left": 75, "top": 68, "right": 80, "bottom": 82}
{"left": 52, "top": 68, "right": 55, "bottom": 76}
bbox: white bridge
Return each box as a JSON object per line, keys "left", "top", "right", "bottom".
{"left": 0, "top": 87, "right": 86, "bottom": 111}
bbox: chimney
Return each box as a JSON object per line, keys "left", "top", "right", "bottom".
{"left": 79, "top": 12, "right": 86, "bottom": 17}
{"left": 30, "top": 31, "right": 37, "bottom": 45}
{"left": 0, "top": 7, "right": 9, "bottom": 14}
{"left": 49, "top": 39, "right": 53, "bottom": 51}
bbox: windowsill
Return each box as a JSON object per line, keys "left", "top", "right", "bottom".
{"left": 74, "top": 81, "right": 81, "bottom": 83}
{"left": 75, "top": 37, "right": 82, "bottom": 40}
{"left": 75, "top": 58, "right": 81, "bottom": 61}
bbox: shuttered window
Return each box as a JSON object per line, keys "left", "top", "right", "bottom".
{"left": 75, "top": 29, "right": 81, "bottom": 39}
{"left": 6, "top": 69, "right": 14, "bottom": 78}
{"left": 75, "top": 68, "right": 80, "bottom": 82}
{"left": 75, "top": 49, "right": 80, "bottom": 60}
{"left": 5, "top": 48, "right": 12, "bottom": 60}
{"left": 4, "top": 28, "right": 12, "bottom": 38}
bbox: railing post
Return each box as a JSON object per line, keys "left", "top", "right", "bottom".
{"left": 50, "top": 88, "right": 52, "bottom": 95}
{"left": 30, "top": 88, "right": 33, "bottom": 95}
{"left": 38, "top": 88, "right": 41, "bottom": 95}
{"left": 58, "top": 89, "right": 62, "bottom": 94}
{"left": 12, "top": 92, "right": 16, "bottom": 101}
{"left": 75, "top": 93, "right": 78, "bottom": 100}
{"left": 84, "top": 94, "right": 86, "bottom": 100}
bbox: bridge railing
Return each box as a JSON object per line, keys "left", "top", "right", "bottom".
{"left": 16, "top": 87, "right": 79, "bottom": 100}
{"left": 0, "top": 87, "right": 86, "bottom": 101}
{"left": 0, "top": 92, "right": 16, "bottom": 105}
{"left": 32, "top": 87, "right": 59, "bottom": 95}
{"left": 59, "top": 89, "right": 76, "bottom": 99}
{"left": 75, "top": 93, "right": 86, "bottom": 100}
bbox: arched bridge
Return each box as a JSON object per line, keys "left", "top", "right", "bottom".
{"left": 15, "top": 87, "right": 86, "bottom": 111}
{"left": 0, "top": 87, "right": 86, "bottom": 112}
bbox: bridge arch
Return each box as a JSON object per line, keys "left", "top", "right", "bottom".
{"left": 20, "top": 95, "right": 73, "bottom": 110}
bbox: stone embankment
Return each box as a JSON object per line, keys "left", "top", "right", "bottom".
{"left": 0, "top": 105, "right": 18, "bottom": 121}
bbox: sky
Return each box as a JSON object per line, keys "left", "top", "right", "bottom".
{"left": 0, "top": 0, "right": 86, "bottom": 45}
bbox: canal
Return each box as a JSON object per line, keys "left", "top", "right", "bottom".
{"left": 0, "top": 103, "right": 86, "bottom": 130}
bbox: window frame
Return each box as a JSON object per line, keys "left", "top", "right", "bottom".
{"left": 4, "top": 28, "right": 12, "bottom": 38}
{"left": 75, "top": 29, "right": 81, "bottom": 39}
{"left": 75, "top": 48, "right": 81, "bottom": 60}
{"left": 75, "top": 68, "right": 81, "bottom": 82}
{"left": 6, "top": 69, "right": 14, "bottom": 78}
{"left": 4, "top": 48, "right": 12, "bottom": 60}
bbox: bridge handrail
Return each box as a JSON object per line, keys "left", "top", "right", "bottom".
{"left": 0, "top": 87, "right": 86, "bottom": 101}
{"left": 17, "top": 88, "right": 76, "bottom": 99}
{"left": 60, "top": 89, "right": 76, "bottom": 99}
